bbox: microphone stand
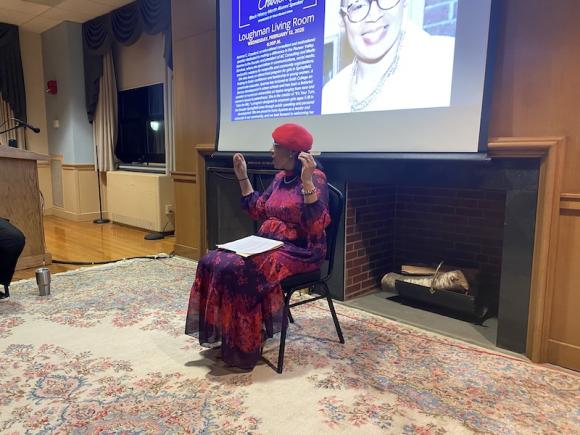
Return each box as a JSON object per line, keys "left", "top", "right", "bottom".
{"left": 2, "top": 123, "right": 110, "bottom": 224}
{"left": 0, "top": 124, "right": 24, "bottom": 135}
{"left": 93, "top": 144, "right": 110, "bottom": 224}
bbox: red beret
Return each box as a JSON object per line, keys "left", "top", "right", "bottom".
{"left": 272, "top": 123, "right": 313, "bottom": 152}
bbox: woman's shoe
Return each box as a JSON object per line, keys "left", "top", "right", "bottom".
{"left": 0, "top": 285, "right": 9, "bottom": 300}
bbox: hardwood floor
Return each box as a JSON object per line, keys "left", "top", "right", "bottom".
{"left": 13, "top": 216, "right": 175, "bottom": 281}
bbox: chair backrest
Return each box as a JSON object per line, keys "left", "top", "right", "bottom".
{"left": 324, "top": 183, "right": 344, "bottom": 279}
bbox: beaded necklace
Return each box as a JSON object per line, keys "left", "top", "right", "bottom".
{"left": 283, "top": 174, "right": 299, "bottom": 184}
{"left": 349, "top": 32, "right": 404, "bottom": 112}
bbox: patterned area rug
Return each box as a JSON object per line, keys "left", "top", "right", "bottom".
{"left": 1, "top": 257, "right": 579, "bottom": 434}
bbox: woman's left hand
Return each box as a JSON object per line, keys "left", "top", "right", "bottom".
{"left": 299, "top": 152, "right": 316, "bottom": 184}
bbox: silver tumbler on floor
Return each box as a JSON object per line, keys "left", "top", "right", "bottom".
{"left": 35, "top": 268, "right": 51, "bottom": 296}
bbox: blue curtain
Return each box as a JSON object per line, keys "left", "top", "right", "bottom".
{"left": 83, "top": 0, "right": 172, "bottom": 123}
{"left": 0, "top": 24, "right": 26, "bottom": 122}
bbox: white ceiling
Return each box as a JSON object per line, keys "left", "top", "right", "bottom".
{"left": 0, "top": 0, "right": 134, "bottom": 33}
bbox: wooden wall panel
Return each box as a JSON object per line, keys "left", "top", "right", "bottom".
{"left": 173, "top": 174, "right": 199, "bottom": 259}
{"left": 172, "top": 0, "right": 215, "bottom": 41}
{"left": 488, "top": 0, "right": 580, "bottom": 369}
{"left": 47, "top": 164, "right": 108, "bottom": 222}
{"left": 489, "top": 0, "right": 580, "bottom": 192}
{"left": 173, "top": 31, "right": 217, "bottom": 174}
{"left": 77, "top": 169, "right": 101, "bottom": 215}
{"left": 547, "top": 209, "right": 580, "bottom": 370}
{"left": 61, "top": 168, "right": 80, "bottom": 215}
{"left": 171, "top": 0, "right": 217, "bottom": 258}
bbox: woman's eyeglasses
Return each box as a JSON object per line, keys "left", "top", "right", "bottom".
{"left": 341, "top": 0, "right": 401, "bottom": 23}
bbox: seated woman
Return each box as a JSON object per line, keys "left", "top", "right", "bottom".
{"left": 0, "top": 218, "right": 26, "bottom": 299}
{"left": 185, "top": 123, "right": 330, "bottom": 369}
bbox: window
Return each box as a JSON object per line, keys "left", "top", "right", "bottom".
{"left": 116, "top": 83, "right": 165, "bottom": 171}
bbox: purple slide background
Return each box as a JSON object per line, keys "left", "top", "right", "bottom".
{"left": 232, "top": 0, "right": 325, "bottom": 121}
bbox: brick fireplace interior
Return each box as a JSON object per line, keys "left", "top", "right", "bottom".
{"left": 342, "top": 182, "right": 508, "bottom": 348}
{"left": 345, "top": 183, "right": 505, "bottom": 311}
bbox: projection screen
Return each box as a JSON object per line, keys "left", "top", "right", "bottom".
{"left": 216, "top": 0, "right": 494, "bottom": 153}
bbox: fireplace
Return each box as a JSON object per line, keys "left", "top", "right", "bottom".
{"left": 205, "top": 146, "right": 545, "bottom": 356}
{"left": 344, "top": 184, "right": 506, "bottom": 308}
{"left": 323, "top": 156, "right": 540, "bottom": 354}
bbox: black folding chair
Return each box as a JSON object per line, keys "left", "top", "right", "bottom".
{"left": 271, "top": 183, "right": 345, "bottom": 373}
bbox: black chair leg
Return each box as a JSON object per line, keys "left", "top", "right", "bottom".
{"left": 323, "top": 282, "right": 345, "bottom": 344}
{"left": 288, "top": 308, "right": 294, "bottom": 324}
{"left": 277, "top": 295, "right": 292, "bottom": 373}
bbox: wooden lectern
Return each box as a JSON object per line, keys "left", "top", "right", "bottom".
{"left": 0, "top": 145, "right": 51, "bottom": 270}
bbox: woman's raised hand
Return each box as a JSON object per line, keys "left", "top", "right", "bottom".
{"left": 233, "top": 153, "right": 247, "bottom": 180}
{"left": 298, "top": 152, "right": 316, "bottom": 183}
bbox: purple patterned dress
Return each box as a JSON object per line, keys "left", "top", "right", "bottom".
{"left": 185, "top": 169, "right": 331, "bottom": 369}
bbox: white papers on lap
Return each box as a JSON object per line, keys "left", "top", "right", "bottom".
{"left": 216, "top": 235, "right": 283, "bottom": 258}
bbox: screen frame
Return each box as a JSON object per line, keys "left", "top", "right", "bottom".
{"left": 477, "top": 0, "right": 500, "bottom": 153}
{"left": 214, "top": 0, "right": 497, "bottom": 156}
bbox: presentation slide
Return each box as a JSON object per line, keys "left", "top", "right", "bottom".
{"left": 232, "top": 0, "right": 325, "bottom": 120}
{"left": 218, "top": 0, "right": 494, "bottom": 153}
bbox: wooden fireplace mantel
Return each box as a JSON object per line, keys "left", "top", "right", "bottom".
{"left": 488, "top": 137, "right": 565, "bottom": 364}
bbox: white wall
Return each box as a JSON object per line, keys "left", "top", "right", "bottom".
{"left": 42, "top": 22, "right": 94, "bottom": 164}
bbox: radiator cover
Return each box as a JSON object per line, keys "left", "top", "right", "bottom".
{"left": 107, "top": 171, "right": 174, "bottom": 232}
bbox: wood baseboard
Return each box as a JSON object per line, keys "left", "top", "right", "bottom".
{"left": 174, "top": 244, "right": 200, "bottom": 260}
{"left": 547, "top": 339, "right": 580, "bottom": 371}
{"left": 16, "top": 253, "right": 52, "bottom": 271}
{"left": 50, "top": 207, "right": 110, "bottom": 222}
